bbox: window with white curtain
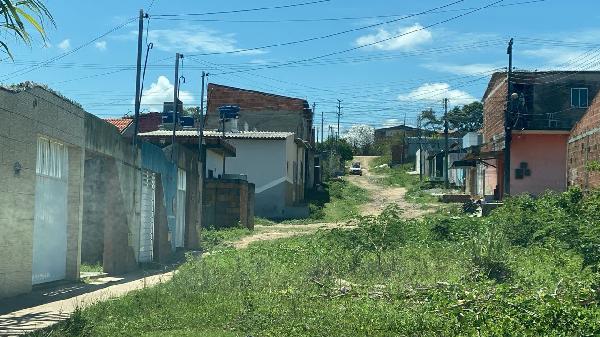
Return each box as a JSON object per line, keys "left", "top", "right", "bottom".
{"left": 36, "top": 137, "right": 67, "bottom": 179}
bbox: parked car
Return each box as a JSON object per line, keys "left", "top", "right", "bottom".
{"left": 349, "top": 162, "right": 362, "bottom": 176}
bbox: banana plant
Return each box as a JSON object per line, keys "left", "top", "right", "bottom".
{"left": 0, "top": 0, "right": 54, "bottom": 59}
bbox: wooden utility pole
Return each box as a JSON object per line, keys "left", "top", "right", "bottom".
{"left": 132, "top": 9, "right": 145, "bottom": 147}
{"left": 444, "top": 98, "right": 450, "bottom": 189}
{"left": 504, "top": 38, "right": 514, "bottom": 198}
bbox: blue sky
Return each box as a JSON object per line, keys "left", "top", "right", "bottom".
{"left": 1, "top": 0, "right": 599, "bottom": 133}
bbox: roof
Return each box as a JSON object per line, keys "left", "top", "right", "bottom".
{"left": 139, "top": 130, "right": 295, "bottom": 140}
{"left": 1, "top": 81, "right": 83, "bottom": 108}
{"left": 375, "top": 124, "right": 420, "bottom": 133}
{"left": 104, "top": 118, "right": 133, "bottom": 133}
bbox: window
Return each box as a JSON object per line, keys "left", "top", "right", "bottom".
{"left": 36, "top": 137, "right": 67, "bottom": 179}
{"left": 571, "top": 88, "right": 589, "bottom": 108}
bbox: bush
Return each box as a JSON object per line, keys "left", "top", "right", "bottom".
{"left": 469, "top": 221, "right": 511, "bottom": 282}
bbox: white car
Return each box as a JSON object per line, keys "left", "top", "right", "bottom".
{"left": 349, "top": 162, "right": 363, "bottom": 176}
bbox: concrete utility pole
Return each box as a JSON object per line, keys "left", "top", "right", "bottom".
{"left": 504, "top": 38, "right": 514, "bottom": 198}
{"left": 171, "top": 53, "right": 183, "bottom": 156}
{"left": 417, "top": 116, "right": 423, "bottom": 182}
{"left": 132, "top": 9, "right": 145, "bottom": 148}
{"left": 198, "top": 71, "right": 208, "bottom": 179}
{"left": 316, "top": 102, "right": 322, "bottom": 144}
{"left": 336, "top": 99, "right": 342, "bottom": 143}
{"left": 444, "top": 98, "right": 450, "bottom": 189}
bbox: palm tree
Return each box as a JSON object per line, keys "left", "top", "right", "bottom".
{"left": 1, "top": 0, "right": 54, "bottom": 59}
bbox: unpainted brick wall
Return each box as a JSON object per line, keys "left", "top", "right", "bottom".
{"left": 482, "top": 76, "right": 507, "bottom": 152}
{"left": 568, "top": 93, "right": 600, "bottom": 189}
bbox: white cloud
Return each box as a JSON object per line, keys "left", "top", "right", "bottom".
{"left": 522, "top": 48, "right": 592, "bottom": 69}
{"left": 398, "top": 83, "right": 477, "bottom": 106}
{"left": 382, "top": 119, "right": 401, "bottom": 128}
{"left": 355, "top": 23, "right": 432, "bottom": 51}
{"left": 94, "top": 41, "right": 107, "bottom": 51}
{"left": 58, "top": 39, "right": 71, "bottom": 51}
{"left": 147, "top": 28, "right": 264, "bottom": 55}
{"left": 422, "top": 63, "right": 502, "bottom": 76}
{"left": 140, "top": 76, "right": 195, "bottom": 110}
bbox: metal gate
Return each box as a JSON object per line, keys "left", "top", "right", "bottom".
{"left": 32, "top": 138, "right": 68, "bottom": 285}
{"left": 139, "top": 170, "right": 155, "bottom": 263}
{"left": 175, "top": 168, "right": 186, "bottom": 248}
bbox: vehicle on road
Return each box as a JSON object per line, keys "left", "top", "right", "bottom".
{"left": 349, "top": 162, "right": 362, "bottom": 176}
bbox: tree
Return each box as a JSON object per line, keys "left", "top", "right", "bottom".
{"left": 419, "top": 109, "right": 443, "bottom": 131}
{"left": 447, "top": 101, "right": 483, "bottom": 132}
{"left": 1, "top": 0, "right": 54, "bottom": 59}
{"left": 343, "top": 124, "right": 375, "bottom": 155}
{"left": 316, "top": 138, "right": 353, "bottom": 162}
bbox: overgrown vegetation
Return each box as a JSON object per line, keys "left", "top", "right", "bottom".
{"left": 79, "top": 263, "right": 103, "bottom": 273}
{"left": 199, "top": 227, "right": 254, "bottom": 252}
{"left": 37, "top": 189, "right": 600, "bottom": 336}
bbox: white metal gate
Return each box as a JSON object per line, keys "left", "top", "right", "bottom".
{"left": 32, "top": 138, "right": 68, "bottom": 285}
{"left": 139, "top": 170, "right": 155, "bottom": 263}
{"left": 175, "top": 169, "right": 186, "bottom": 248}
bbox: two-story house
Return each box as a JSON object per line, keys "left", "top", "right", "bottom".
{"left": 477, "top": 71, "right": 600, "bottom": 199}
{"left": 205, "top": 83, "right": 316, "bottom": 195}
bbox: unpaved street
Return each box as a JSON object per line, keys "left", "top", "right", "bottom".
{"left": 348, "top": 156, "right": 433, "bottom": 219}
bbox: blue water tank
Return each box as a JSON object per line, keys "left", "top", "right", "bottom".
{"left": 218, "top": 105, "right": 240, "bottom": 120}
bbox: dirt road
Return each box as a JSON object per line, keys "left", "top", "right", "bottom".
{"left": 348, "top": 156, "right": 433, "bottom": 219}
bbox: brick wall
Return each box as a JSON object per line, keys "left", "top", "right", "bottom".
{"left": 0, "top": 85, "right": 85, "bottom": 298}
{"left": 482, "top": 74, "right": 507, "bottom": 152}
{"left": 203, "top": 179, "right": 255, "bottom": 230}
{"left": 568, "top": 92, "right": 600, "bottom": 189}
{"left": 205, "top": 84, "right": 312, "bottom": 141}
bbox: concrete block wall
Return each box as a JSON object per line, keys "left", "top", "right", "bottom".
{"left": 203, "top": 179, "right": 255, "bottom": 230}
{"left": 0, "top": 85, "right": 85, "bottom": 298}
{"left": 568, "top": 92, "right": 600, "bottom": 189}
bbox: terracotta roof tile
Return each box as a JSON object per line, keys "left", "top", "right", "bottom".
{"left": 104, "top": 118, "right": 133, "bottom": 133}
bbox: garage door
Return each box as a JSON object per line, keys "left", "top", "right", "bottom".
{"left": 32, "top": 138, "right": 68, "bottom": 285}
{"left": 139, "top": 170, "right": 155, "bottom": 263}
{"left": 175, "top": 169, "right": 186, "bottom": 248}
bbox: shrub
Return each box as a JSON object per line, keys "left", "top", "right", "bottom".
{"left": 469, "top": 221, "right": 511, "bottom": 282}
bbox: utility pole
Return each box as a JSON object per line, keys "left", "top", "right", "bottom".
{"left": 336, "top": 100, "right": 342, "bottom": 142}
{"left": 198, "top": 71, "right": 208, "bottom": 179}
{"left": 171, "top": 53, "right": 183, "bottom": 157}
{"left": 132, "top": 9, "right": 145, "bottom": 148}
{"left": 316, "top": 103, "right": 322, "bottom": 144}
{"left": 417, "top": 116, "right": 423, "bottom": 182}
{"left": 444, "top": 98, "right": 449, "bottom": 189}
{"left": 504, "top": 38, "right": 514, "bottom": 198}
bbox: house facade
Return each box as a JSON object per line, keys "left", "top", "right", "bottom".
{"left": 0, "top": 83, "right": 85, "bottom": 298}
{"left": 478, "top": 71, "right": 600, "bottom": 199}
{"left": 205, "top": 83, "right": 316, "bottom": 192}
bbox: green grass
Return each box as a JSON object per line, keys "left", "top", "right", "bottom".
{"left": 79, "top": 263, "right": 103, "bottom": 273}
{"left": 369, "top": 161, "right": 438, "bottom": 205}
{"left": 36, "top": 197, "right": 600, "bottom": 336}
{"left": 199, "top": 227, "right": 254, "bottom": 251}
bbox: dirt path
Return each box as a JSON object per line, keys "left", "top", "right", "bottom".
{"left": 348, "top": 156, "right": 433, "bottom": 219}
{"left": 232, "top": 156, "right": 434, "bottom": 249}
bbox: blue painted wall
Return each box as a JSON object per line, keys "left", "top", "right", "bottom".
{"left": 141, "top": 142, "right": 178, "bottom": 252}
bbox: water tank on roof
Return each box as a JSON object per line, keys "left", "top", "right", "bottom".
{"left": 218, "top": 105, "right": 240, "bottom": 120}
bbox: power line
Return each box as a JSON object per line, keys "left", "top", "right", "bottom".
{"left": 213, "top": 0, "right": 507, "bottom": 75}
{"left": 150, "top": 0, "right": 332, "bottom": 17}
{"left": 150, "top": 0, "right": 547, "bottom": 23}
{"left": 186, "top": 0, "right": 466, "bottom": 56}
{"left": 0, "top": 17, "right": 138, "bottom": 82}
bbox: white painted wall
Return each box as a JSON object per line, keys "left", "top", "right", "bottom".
{"left": 206, "top": 149, "right": 224, "bottom": 179}
{"left": 225, "top": 137, "right": 289, "bottom": 192}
